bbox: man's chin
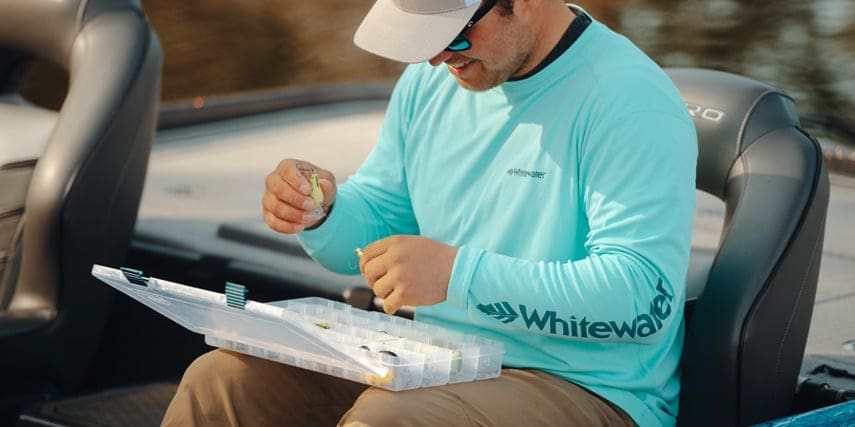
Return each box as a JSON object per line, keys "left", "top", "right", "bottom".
{"left": 447, "top": 62, "right": 491, "bottom": 91}
{"left": 458, "top": 82, "right": 492, "bottom": 92}
{"left": 452, "top": 72, "right": 498, "bottom": 92}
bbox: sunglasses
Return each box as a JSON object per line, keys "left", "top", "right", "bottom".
{"left": 446, "top": 0, "right": 499, "bottom": 52}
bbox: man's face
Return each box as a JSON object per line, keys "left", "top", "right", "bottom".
{"left": 429, "top": 5, "right": 536, "bottom": 91}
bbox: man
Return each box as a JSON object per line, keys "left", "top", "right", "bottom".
{"left": 163, "top": 0, "right": 697, "bottom": 425}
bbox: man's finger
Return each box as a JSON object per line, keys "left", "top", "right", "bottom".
{"left": 371, "top": 276, "right": 394, "bottom": 299}
{"left": 361, "top": 239, "right": 390, "bottom": 263}
{"left": 382, "top": 292, "right": 401, "bottom": 315}
{"left": 318, "top": 178, "right": 336, "bottom": 205}
{"left": 362, "top": 258, "right": 388, "bottom": 289}
{"left": 263, "top": 210, "right": 305, "bottom": 234}
{"left": 277, "top": 160, "right": 313, "bottom": 195}
{"left": 268, "top": 176, "right": 319, "bottom": 213}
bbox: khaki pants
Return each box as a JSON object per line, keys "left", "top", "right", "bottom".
{"left": 162, "top": 349, "right": 636, "bottom": 426}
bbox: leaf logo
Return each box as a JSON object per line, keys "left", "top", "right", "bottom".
{"left": 477, "top": 302, "right": 519, "bottom": 324}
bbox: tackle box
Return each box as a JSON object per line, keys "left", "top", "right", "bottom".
{"left": 91, "top": 264, "right": 504, "bottom": 391}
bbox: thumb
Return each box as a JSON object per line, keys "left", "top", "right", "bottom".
{"left": 318, "top": 178, "right": 337, "bottom": 205}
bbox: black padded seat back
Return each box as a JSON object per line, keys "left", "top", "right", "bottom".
{"left": 0, "top": 94, "right": 58, "bottom": 307}
{"left": 666, "top": 68, "right": 830, "bottom": 426}
{"left": 0, "top": 0, "right": 162, "bottom": 400}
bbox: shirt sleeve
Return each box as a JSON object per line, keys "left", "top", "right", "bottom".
{"left": 297, "top": 67, "right": 421, "bottom": 274}
{"left": 447, "top": 104, "right": 698, "bottom": 345}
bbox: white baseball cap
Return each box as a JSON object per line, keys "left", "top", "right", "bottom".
{"left": 354, "top": 0, "right": 482, "bottom": 63}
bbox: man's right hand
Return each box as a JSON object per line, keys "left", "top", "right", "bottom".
{"left": 262, "top": 159, "right": 337, "bottom": 234}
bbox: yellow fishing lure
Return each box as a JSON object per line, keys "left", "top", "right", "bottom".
{"left": 308, "top": 173, "right": 324, "bottom": 207}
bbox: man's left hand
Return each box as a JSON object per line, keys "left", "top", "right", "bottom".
{"left": 359, "top": 235, "right": 458, "bottom": 315}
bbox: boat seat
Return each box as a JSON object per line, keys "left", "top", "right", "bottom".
{"left": 668, "top": 68, "right": 829, "bottom": 426}
{"left": 0, "top": 0, "right": 162, "bottom": 420}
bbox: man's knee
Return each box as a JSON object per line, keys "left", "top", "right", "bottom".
{"left": 180, "top": 349, "right": 249, "bottom": 386}
{"left": 341, "top": 389, "right": 409, "bottom": 426}
{"left": 166, "top": 350, "right": 312, "bottom": 426}
{"left": 164, "top": 350, "right": 252, "bottom": 426}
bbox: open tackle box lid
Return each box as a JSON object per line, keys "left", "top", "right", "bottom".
{"left": 91, "top": 264, "right": 504, "bottom": 391}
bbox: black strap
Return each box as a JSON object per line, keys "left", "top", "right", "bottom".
{"left": 810, "top": 364, "right": 855, "bottom": 380}
{"left": 509, "top": 10, "right": 592, "bottom": 81}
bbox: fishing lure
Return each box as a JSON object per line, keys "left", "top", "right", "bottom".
{"left": 308, "top": 173, "right": 326, "bottom": 219}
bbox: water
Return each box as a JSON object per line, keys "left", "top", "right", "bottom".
{"left": 20, "top": 0, "right": 855, "bottom": 145}
{"left": 614, "top": 0, "right": 854, "bottom": 142}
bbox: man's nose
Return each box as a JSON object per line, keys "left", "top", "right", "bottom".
{"left": 429, "top": 50, "right": 454, "bottom": 66}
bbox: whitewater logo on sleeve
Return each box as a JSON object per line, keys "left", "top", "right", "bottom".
{"left": 476, "top": 279, "right": 674, "bottom": 339}
{"left": 477, "top": 301, "right": 519, "bottom": 323}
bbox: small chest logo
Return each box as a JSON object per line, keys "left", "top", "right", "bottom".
{"left": 507, "top": 168, "right": 547, "bottom": 179}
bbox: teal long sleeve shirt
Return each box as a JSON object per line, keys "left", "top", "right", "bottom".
{"left": 299, "top": 17, "right": 697, "bottom": 427}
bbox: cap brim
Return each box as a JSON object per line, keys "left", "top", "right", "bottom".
{"left": 354, "top": 0, "right": 480, "bottom": 63}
